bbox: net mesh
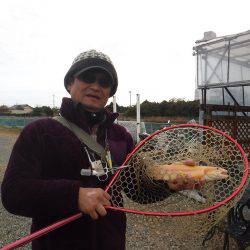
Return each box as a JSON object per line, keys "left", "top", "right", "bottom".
{"left": 109, "top": 126, "right": 248, "bottom": 242}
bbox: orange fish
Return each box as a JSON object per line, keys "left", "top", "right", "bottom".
{"left": 146, "top": 161, "right": 228, "bottom": 182}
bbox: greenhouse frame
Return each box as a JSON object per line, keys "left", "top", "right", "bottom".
{"left": 193, "top": 30, "right": 250, "bottom": 157}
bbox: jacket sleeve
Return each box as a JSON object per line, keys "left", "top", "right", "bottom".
{"left": 1, "top": 124, "right": 82, "bottom": 218}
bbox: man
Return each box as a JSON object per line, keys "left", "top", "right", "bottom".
{"left": 1, "top": 50, "right": 134, "bottom": 249}
{"left": 1, "top": 50, "right": 202, "bottom": 250}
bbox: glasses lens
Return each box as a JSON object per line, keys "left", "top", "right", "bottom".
{"left": 77, "top": 69, "right": 112, "bottom": 88}
{"left": 78, "top": 71, "right": 96, "bottom": 83}
{"left": 98, "top": 76, "right": 112, "bottom": 88}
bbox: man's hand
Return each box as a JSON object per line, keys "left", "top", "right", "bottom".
{"left": 78, "top": 188, "right": 111, "bottom": 220}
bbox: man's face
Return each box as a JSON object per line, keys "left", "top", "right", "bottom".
{"left": 68, "top": 69, "right": 112, "bottom": 112}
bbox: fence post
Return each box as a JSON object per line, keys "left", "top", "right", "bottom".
{"left": 136, "top": 94, "right": 140, "bottom": 143}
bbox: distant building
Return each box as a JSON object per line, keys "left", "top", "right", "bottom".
{"left": 0, "top": 105, "right": 11, "bottom": 115}
{"left": 10, "top": 104, "right": 33, "bottom": 115}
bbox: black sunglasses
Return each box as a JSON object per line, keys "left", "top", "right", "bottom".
{"left": 76, "top": 69, "right": 112, "bottom": 88}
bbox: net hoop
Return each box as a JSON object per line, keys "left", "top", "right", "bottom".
{"left": 106, "top": 123, "right": 249, "bottom": 216}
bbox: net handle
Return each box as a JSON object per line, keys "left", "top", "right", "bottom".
{"left": 2, "top": 124, "right": 249, "bottom": 249}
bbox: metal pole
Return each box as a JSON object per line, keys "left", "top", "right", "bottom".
{"left": 242, "top": 86, "right": 245, "bottom": 106}
{"left": 113, "top": 96, "right": 117, "bottom": 123}
{"left": 204, "top": 88, "right": 207, "bottom": 125}
{"left": 204, "top": 53, "right": 208, "bottom": 84}
{"left": 129, "top": 91, "right": 131, "bottom": 107}
{"left": 53, "top": 94, "right": 55, "bottom": 108}
{"left": 136, "top": 94, "right": 140, "bottom": 144}
{"left": 113, "top": 95, "right": 117, "bottom": 113}
{"left": 227, "top": 41, "right": 231, "bottom": 84}
{"left": 196, "top": 52, "right": 199, "bottom": 87}
{"left": 222, "top": 87, "right": 225, "bottom": 105}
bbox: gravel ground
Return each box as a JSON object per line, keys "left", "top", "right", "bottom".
{"left": 0, "top": 131, "right": 18, "bottom": 166}
{"left": 0, "top": 129, "right": 31, "bottom": 249}
{"left": 0, "top": 127, "right": 245, "bottom": 249}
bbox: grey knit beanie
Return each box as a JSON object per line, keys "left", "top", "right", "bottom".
{"left": 64, "top": 50, "right": 118, "bottom": 97}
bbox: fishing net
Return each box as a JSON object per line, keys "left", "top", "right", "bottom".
{"left": 3, "top": 124, "right": 248, "bottom": 250}
{"left": 107, "top": 124, "right": 249, "bottom": 247}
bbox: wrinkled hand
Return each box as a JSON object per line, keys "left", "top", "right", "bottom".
{"left": 78, "top": 188, "right": 111, "bottom": 220}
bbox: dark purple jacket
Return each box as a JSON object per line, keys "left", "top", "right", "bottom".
{"left": 1, "top": 98, "right": 134, "bottom": 250}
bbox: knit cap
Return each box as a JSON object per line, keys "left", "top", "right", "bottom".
{"left": 64, "top": 50, "right": 118, "bottom": 97}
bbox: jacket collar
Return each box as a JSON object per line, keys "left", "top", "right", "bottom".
{"left": 59, "top": 97, "right": 118, "bottom": 130}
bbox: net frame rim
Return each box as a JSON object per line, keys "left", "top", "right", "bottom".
{"left": 105, "top": 123, "right": 249, "bottom": 216}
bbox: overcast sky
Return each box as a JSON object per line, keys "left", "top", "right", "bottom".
{"left": 1, "top": 0, "right": 250, "bottom": 108}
